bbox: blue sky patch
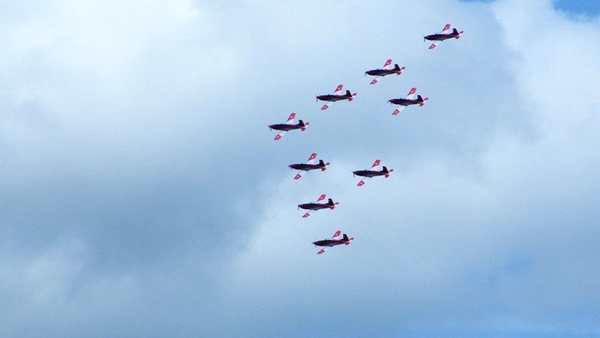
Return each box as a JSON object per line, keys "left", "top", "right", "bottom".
{"left": 554, "top": 0, "right": 600, "bottom": 16}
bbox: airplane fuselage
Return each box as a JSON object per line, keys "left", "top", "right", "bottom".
{"left": 289, "top": 163, "right": 325, "bottom": 171}
{"left": 269, "top": 123, "right": 303, "bottom": 131}
{"left": 312, "top": 239, "right": 347, "bottom": 247}
{"left": 298, "top": 203, "right": 332, "bottom": 211}
{"left": 353, "top": 170, "right": 386, "bottom": 178}
{"left": 389, "top": 98, "right": 420, "bottom": 106}
{"left": 316, "top": 94, "right": 351, "bottom": 102}
{"left": 424, "top": 33, "right": 458, "bottom": 41}
{"left": 365, "top": 69, "right": 398, "bottom": 77}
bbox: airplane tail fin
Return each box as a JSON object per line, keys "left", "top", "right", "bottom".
{"left": 345, "top": 90, "right": 352, "bottom": 97}
{"left": 417, "top": 95, "right": 423, "bottom": 102}
{"left": 343, "top": 234, "right": 354, "bottom": 245}
{"left": 383, "top": 166, "right": 394, "bottom": 178}
{"left": 328, "top": 198, "right": 338, "bottom": 209}
{"left": 394, "top": 64, "right": 400, "bottom": 71}
{"left": 319, "top": 159, "right": 328, "bottom": 171}
{"left": 299, "top": 120, "right": 309, "bottom": 131}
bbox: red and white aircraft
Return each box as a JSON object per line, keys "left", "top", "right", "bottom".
{"left": 298, "top": 194, "right": 339, "bottom": 218}
{"left": 353, "top": 159, "right": 394, "bottom": 186}
{"left": 289, "top": 152, "right": 330, "bottom": 180}
{"left": 424, "top": 24, "right": 463, "bottom": 50}
{"left": 268, "top": 112, "right": 309, "bottom": 140}
{"left": 316, "top": 84, "right": 356, "bottom": 110}
{"left": 313, "top": 230, "right": 354, "bottom": 255}
{"left": 365, "top": 59, "right": 405, "bottom": 85}
{"left": 389, "top": 87, "right": 428, "bottom": 115}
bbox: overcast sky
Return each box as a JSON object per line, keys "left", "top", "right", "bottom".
{"left": 1, "top": 0, "right": 599, "bottom": 337}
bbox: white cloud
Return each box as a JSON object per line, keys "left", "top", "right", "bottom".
{"left": 1, "top": 0, "right": 599, "bottom": 337}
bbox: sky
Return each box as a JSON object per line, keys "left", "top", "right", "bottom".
{"left": 1, "top": 0, "right": 599, "bottom": 337}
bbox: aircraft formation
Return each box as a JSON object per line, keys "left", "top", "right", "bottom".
{"left": 267, "top": 24, "right": 463, "bottom": 255}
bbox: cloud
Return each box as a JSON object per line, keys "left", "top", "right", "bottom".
{"left": 0, "top": 0, "right": 599, "bottom": 337}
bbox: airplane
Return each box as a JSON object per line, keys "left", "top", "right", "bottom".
{"left": 289, "top": 152, "right": 330, "bottom": 180}
{"left": 424, "top": 24, "right": 463, "bottom": 50}
{"left": 268, "top": 112, "right": 309, "bottom": 140}
{"left": 353, "top": 159, "right": 393, "bottom": 187}
{"left": 316, "top": 84, "right": 356, "bottom": 110}
{"left": 298, "top": 194, "right": 339, "bottom": 218}
{"left": 389, "top": 87, "right": 428, "bottom": 115}
{"left": 365, "top": 59, "right": 405, "bottom": 85}
{"left": 313, "top": 230, "right": 354, "bottom": 255}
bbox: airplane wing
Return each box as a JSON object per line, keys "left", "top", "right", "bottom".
{"left": 333, "top": 84, "right": 343, "bottom": 95}
{"left": 370, "top": 59, "right": 394, "bottom": 85}
{"left": 316, "top": 230, "right": 342, "bottom": 254}
{"left": 383, "top": 59, "right": 393, "bottom": 69}
{"left": 274, "top": 113, "right": 296, "bottom": 140}
{"left": 429, "top": 24, "right": 451, "bottom": 49}
{"left": 321, "top": 85, "right": 346, "bottom": 109}
{"left": 392, "top": 107, "right": 406, "bottom": 115}
{"left": 392, "top": 88, "right": 417, "bottom": 115}
{"left": 294, "top": 153, "right": 318, "bottom": 180}
{"left": 302, "top": 194, "right": 327, "bottom": 218}
{"left": 371, "top": 159, "right": 381, "bottom": 170}
{"left": 441, "top": 23, "right": 451, "bottom": 34}
{"left": 358, "top": 160, "right": 381, "bottom": 186}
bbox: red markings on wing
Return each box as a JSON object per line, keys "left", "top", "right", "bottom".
{"left": 302, "top": 212, "right": 311, "bottom": 218}
{"left": 274, "top": 134, "right": 282, "bottom": 141}
{"left": 392, "top": 109, "right": 400, "bottom": 116}
{"left": 429, "top": 44, "right": 436, "bottom": 50}
{"left": 317, "top": 194, "right": 326, "bottom": 202}
{"left": 308, "top": 153, "right": 317, "bottom": 161}
{"left": 317, "top": 249, "right": 325, "bottom": 255}
{"left": 357, "top": 180, "right": 365, "bottom": 187}
{"left": 384, "top": 59, "right": 392, "bottom": 67}
{"left": 372, "top": 159, "right": 381, "bottom": 168}
{"left": 287, "top": 112, "right": 296, "bottom": 122}
{"left": 293, "top": 173, "right": 302, "bottom": 180}
{"left": 408, "top": 87, "right": 417, "bottom": 96}
{"left": 370, "top": 79, "right": 378, "bottom": 85}
{"left": 321, "top": 104, "right": 329, "bottom": 110}
{"left": 334, "top": 84, "right": 343, "bottom": 93}
{"left": 442, "top": 23, "right": 451, "bottom": 32}
{"left": 332, "top": 230, "right": 342, "bottom": 239}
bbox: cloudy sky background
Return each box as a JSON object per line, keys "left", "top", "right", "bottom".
{"left": 1, "top": 0, "right": 599, "bottom": 337}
